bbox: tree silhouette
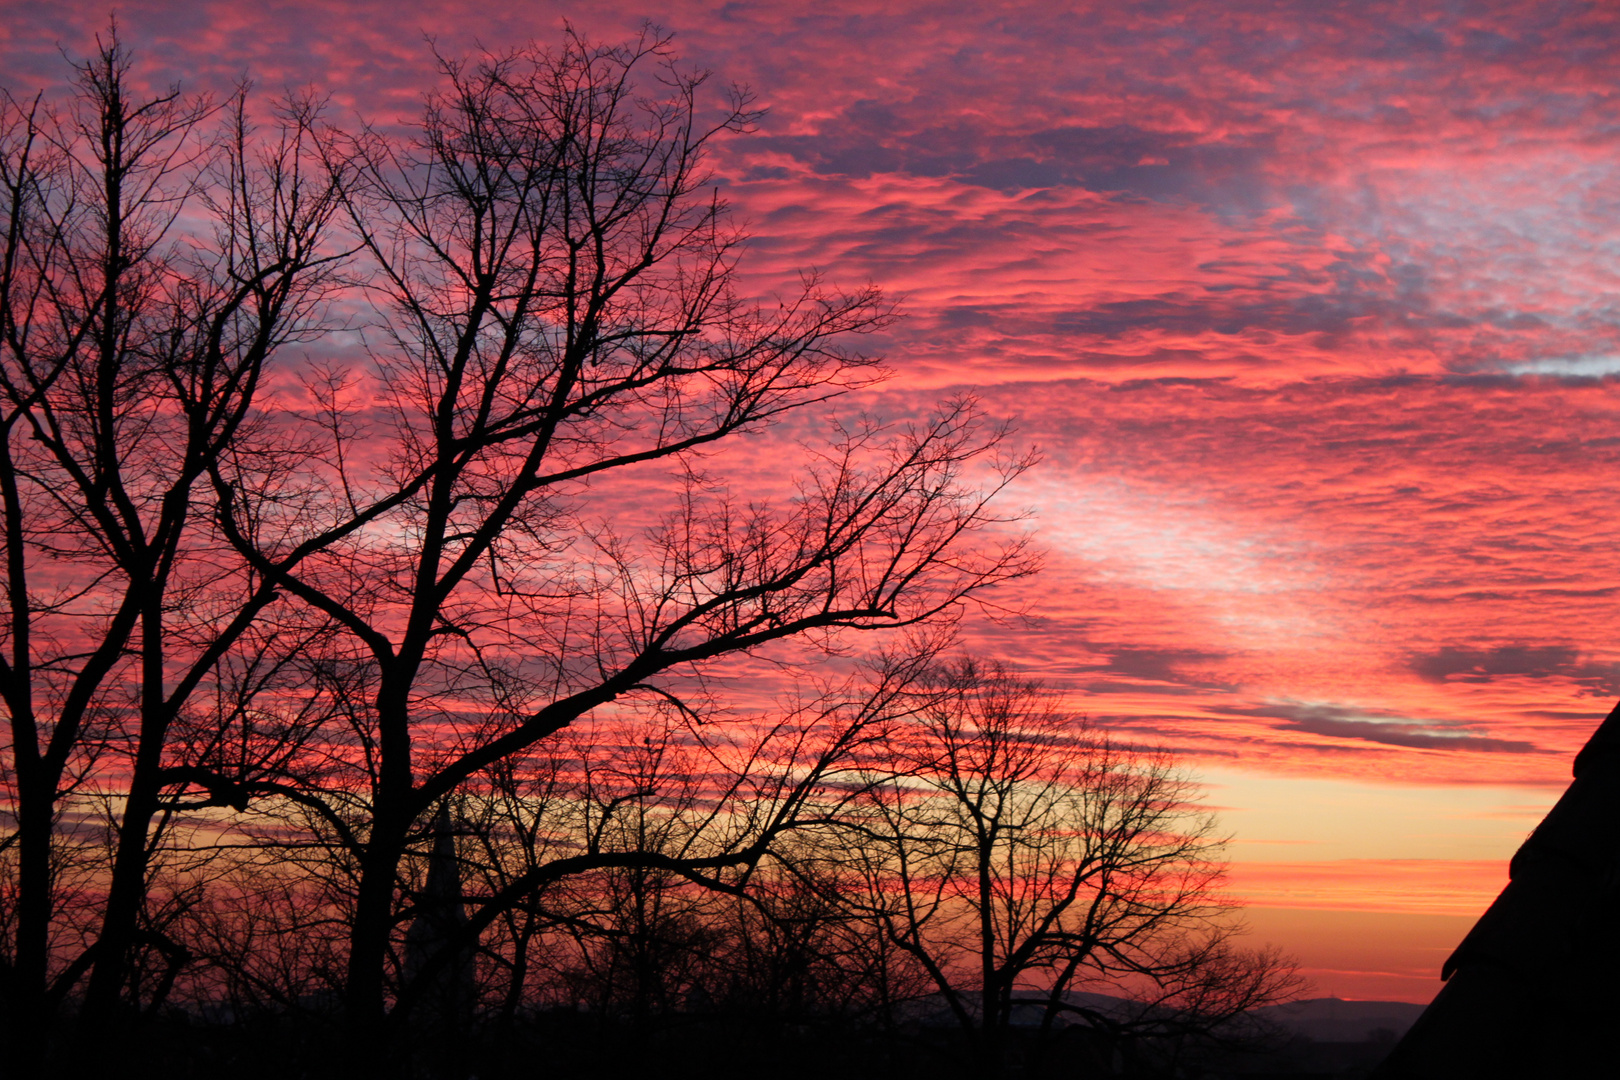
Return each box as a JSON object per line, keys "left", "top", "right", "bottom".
{"left": 827, "top": 659, "right": 1301, "bottom": 1075}
{"left": 0, "top": 29, "right": 344, "bottom": 1067}
{"left": 197, "top": 29, "right": 1034, "bottom": 1045}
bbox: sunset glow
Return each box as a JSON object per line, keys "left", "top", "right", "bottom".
{"left": 6, "top": 0, "right": 1616, "bottom": 1006}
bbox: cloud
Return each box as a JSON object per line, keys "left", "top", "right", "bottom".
{"left": 1411, "top": 645, "right": 1577, "bottom": 683}
{"left": 1220, "top": 703, "right": 1545, "bottom": 754}
{"left": 1229, "top": 859, "right": 1506, "bottom": 916}
{"left": 756, "top": 115, "right": 1276, "bottom": 209}
{"left": 10, "top": 0, "right": 1620, "bottom": 795}
{"left": 1507, "top": 355, "right": 1620, "bottom": 377}
{"left": 12, "top": 0, "right": 1620, "bottom": 385}
{"left": 1410, "top": 645, "right": 1620, "bottom": 696}
{"left": 1096, "top": 646, "right": 1233, "bottom": 686}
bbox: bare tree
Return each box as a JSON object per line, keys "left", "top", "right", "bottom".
{"left": 0, "top": 30, "right": 345, "bottom": 1061}
{"left": 436, "top": 655, "right": 937, "bottom": 1071}
{"left": 422, "top": 642, "right": 942, "bottom": 1022}
{"left": 712, "top": 838, "right": 932, "bottom": 1029}
{"left": 833, "top": 659, "right": 1300, "bottom": 1075}
{"left": 202, "top": 29, "right": 1034, "bottom": 1044}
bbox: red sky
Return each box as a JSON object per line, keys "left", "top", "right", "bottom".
{"left": 9, "top": 0, "right": 1620, "bottom": 1001}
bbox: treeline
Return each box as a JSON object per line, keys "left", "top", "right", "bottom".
{"left": 0, "top": 27, "right": 1296, "bottom": 1078}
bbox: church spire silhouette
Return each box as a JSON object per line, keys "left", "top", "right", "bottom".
{"left": 402, "top": 803, "right": 475, "bottom": 1028}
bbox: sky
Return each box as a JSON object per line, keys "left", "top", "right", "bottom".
{"left": 6, "top": 0, "right": 1620, "bottom": 1002}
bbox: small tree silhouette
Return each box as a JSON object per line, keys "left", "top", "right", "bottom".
{"left": 828, "top": 659, "right": 1301, "bottom": 1075}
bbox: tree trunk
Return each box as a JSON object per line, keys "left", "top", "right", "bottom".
{"left": 346, "top": 813, "right": 410, "bottom": 1038}
{"left": 81, "top": 598, "right": 168, "bottom": 1027}
{"left": 80, "top": 774, "right": 161, "bottom": 1025}
{"left": 9, "top": 766, "right": 55, "bottom": 1075}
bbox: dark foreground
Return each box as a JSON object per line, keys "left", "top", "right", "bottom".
{"left": 39, "top": 997, "right": 1422, "bottom": 1080}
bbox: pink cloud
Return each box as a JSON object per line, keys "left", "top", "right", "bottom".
{"left": 8, "top": 0, "right": 1619, "bottom": 919}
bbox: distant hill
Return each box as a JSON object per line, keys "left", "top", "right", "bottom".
{"left": 901, "top": 990, "right": 1426, "bottom": 1044}
{"left": 887, "top": 991, "right": 1423, "bottom": 1076}
{"left": 1253, "top": 997, "right": 1427, "bottom": 1043}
